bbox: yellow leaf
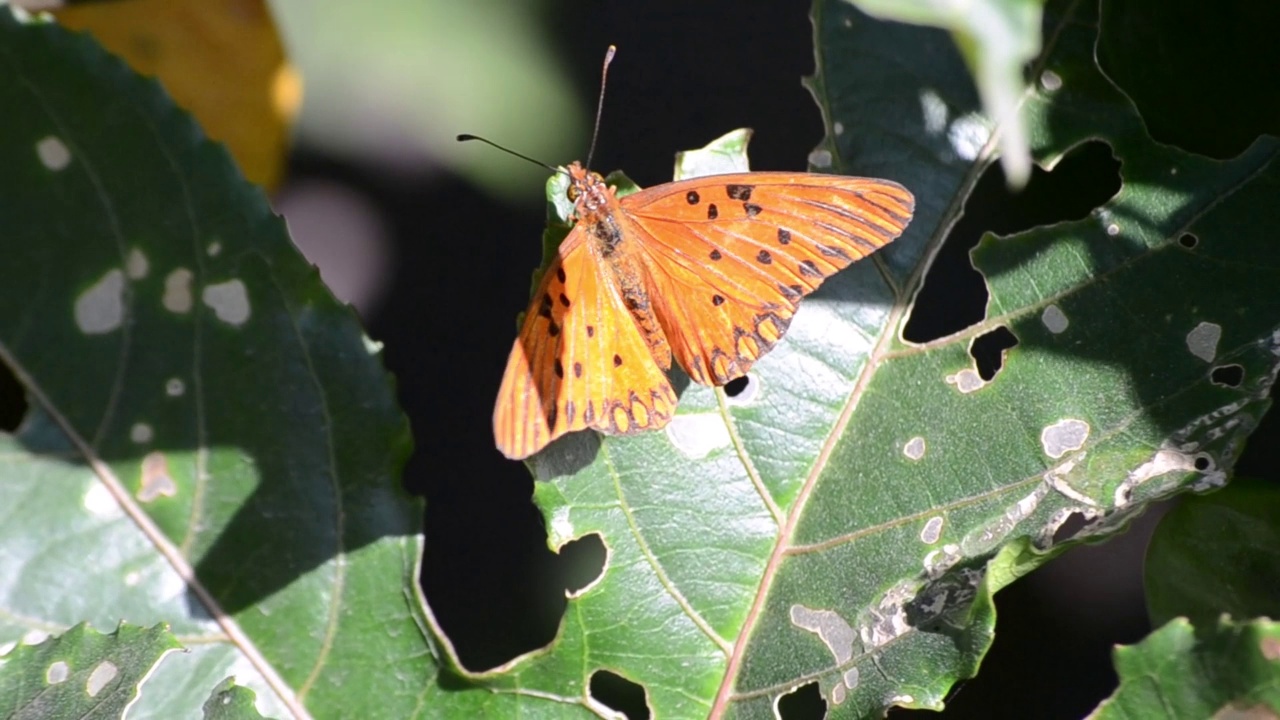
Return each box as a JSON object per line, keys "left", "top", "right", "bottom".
{"left": 54, "top": 0, "right": 300, "bottom": 190}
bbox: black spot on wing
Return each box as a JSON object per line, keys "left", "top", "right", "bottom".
{"left": 686, "top": 190, "right": 700, "bottom": 205}
{"left": 744, "top": 203, "right": 762, "bottom": 217}
{"left": 707, "top": 204, "right": 719, "bottom": 220}
{"left": 799, "top": 260, "right": 822, "bottom": 278}
{"left": 712, "top": 294, "right": 725, "bottom": 306}
{"left": 726, "top": 184, "right": 753, "bottom": 201}
{"left": 778, "top": 228, "right": 791, "bottom": 245}
{"left": 709, "top": 249, "right": 722, "bottom": 261}
{"left": 756, "top": 250, "right": 773, "bottom": 265}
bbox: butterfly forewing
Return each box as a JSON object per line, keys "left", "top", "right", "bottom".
{"left": 493, "top": 238, "right": 678, "bottom": 460}
{"left": 621, "top": 173, "right": 915, "bottom": 385}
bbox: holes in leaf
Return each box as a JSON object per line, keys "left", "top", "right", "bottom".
{"left": 1179, "top": 232, "right": 1199, "bottom": 249}
{"left": 776, "top": 681, "right": 825, "bottom": 719}
{"left": 904, "top": 141, "right": 1121, "bottom": 343}
{"left": 589, "top": 670, "right": 649, "bottom": 720}
{"left": 559, "top": 532, "right": 606, "bottom": 596}
{"left": 723, "top": 375, "right": 749, "bottom": 397}
{"left": 970, "top": 326, "right": 1019, "bottom": 381}
{"left": 1052, "top": 511, "right": 1092, "bottom": 545}
{"left": 1194, "top": 454, "right": 1212, "bottom": 472}
{"left": 1210, "top": 364, "right": 1244, "bottom": 388}
{"left": 0, "top": 359, "right": 24, "bottom": 432}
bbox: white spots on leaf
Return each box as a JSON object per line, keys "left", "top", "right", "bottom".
{"left": 842, "top": 667, "right": 859, "bottom": 691}
{"left": 861, "top": 582, "right": 913, "bottom": 648}
{"left": 1040, "top": 70, "right": 1063, "bottom": 91}
{"left": 74, "top": 269, "right": 125, "bottom": 335}
{"left": 946, "top": 368, "right": 986, "bottom": 394}
{"left": 86, "top": 661, "right": 118, "bottom": 697}
{"left": 891, "top": 695, "right": 916, "bottom": 706}
{"left": 808, "top": 149, "right": 833, "bottom": 169}
{"left": 130, "top": 422, "right": 153, "bottom": 444}
{"left": 35, "top": 135, "right": 71, "bottom": 171}
{"left": 0, "top": 640, "right": 15, "bottom": 657}
{"left": 206, "top": 241, "right": 222, "bottom": 257}
{"left": 163, "top": 269, "right": 194, "bottom": 314}
{"left": 831, "top": 682, "right": 846, "bottom": 705}
{"left": 548, "top": 506, "right": 573, "bottom": 547}
{"left": 138, "top": 451, "right": 177, "bottom": 502}
{"left": 165, "top": 378, "right": 185, "bottom": 397}
{"left": 46, "top": 660, "right": 69, "bottom": 684}
{"left": 924, "top": 543, "right": 961, "bottom": 578}
{"left": 790, "top": 605, "right": 855, "bottom": 665}
{"left": 125, "top": 248, "right": 149, "bottom": 280}
{"left": 202, "top": 279, "right": 251, "bottom": 326}
{"left": 920, "top": 516, "right": 944, "bottom": 545}
{"left": 124, "top": 570, "right": 141, "bottom": 586}
{"left": 666, "top": 414, "right": 731, "bottom": 459}
{"left": 1106, "top": 223, "right": 1120, "bottom": 237}
{"left": 833, "top": 121, "right": 845, "bottom": 136}
{"left": 903, "top": 436, "right": 926, "bottom": 460}
{"left": 1042, "top": 304, "right": 1069, "bottom": 334}
{"left": 83, "top": 483, "right": 121, "bottom": 519}
{"left": 1187, "top": 321, "right": 1222, "bottom": 362}
{"left": 1116, "top": 447, "right": 1197, "bottom": 507}
{"left": 1040, "top": 418, "right": 1089, "bottom": 459}
{"left": 22, "top": 629, "right": 49, "bottom": 646}
{"left": 919, "top": 89, "right": 948, "bottom": 136}
{"left": 948, "top": 113, "right": 991, "bottom": 161}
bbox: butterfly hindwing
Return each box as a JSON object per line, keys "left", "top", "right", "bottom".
{"left": 620, "top": 173, "right": 915, "bottom": 385}
{"left": 493, "top": 235, "right": 678, "bottom": 460}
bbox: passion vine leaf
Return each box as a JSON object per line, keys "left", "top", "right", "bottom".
{"left": 433, "top": 0, "right": 1280, "bottom": 718}
{"left": 1088, "top": 617, "right": 1280, "bottom": 719}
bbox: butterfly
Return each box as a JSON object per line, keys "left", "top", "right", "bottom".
{"left": 492, "top": 158, "right": 915, "bottom": 460}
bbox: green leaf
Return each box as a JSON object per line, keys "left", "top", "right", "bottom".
{"left": 840, "top": 0, "right": 1044, "bottom": 186}
{"left": 1146, "top": 477, "right": 1280, "bottom": 628}
{"left": 1088, "top": 617, "right": 1280, "bottom": 719}
{"left": 0, "top": 8, "right": 449, "bottom": 717}
{"left": 0, "top": 623, "right": 181, "bottom": 719}
{"left": 458, "top": 0, "right": 1280, "bottom": 716}
{"left": 203, "top": 677, "right": 275, "bottom": 719}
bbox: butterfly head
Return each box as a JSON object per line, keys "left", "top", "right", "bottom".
{"left": 565, "top": 161, "right": 612, "bottom": 217}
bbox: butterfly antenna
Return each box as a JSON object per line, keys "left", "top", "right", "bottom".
{"left": 455, "top": 134, "right": 564, "bottom": 175}
{"left": 584, "top": 44, "right": 617, "bottom": 170}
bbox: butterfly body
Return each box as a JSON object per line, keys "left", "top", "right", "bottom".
{"left": 494, "top": 161, "right": 914, "bottom": 460}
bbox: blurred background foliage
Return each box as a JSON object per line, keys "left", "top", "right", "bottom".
{"left": 13, "top": 0, "right": 1279, "bottom": 717}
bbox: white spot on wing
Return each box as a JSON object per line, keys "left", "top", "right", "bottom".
{"left": 85, "top": 661, "right": 118, "bottom": 697}
{"left": 206, "top": 241, "right": 222, "bottom": 257}
{"left": 125, "top": 248, "right": 149, "bottom": 280}
{"left": 1040, "top": 419, "right": 1090, "bottom": 459}
{"left": 165, "top": 378, "right": 185, "bottom": 397}
{"left": 1106, "top": 223, "right": 1120, "bottom": 236}
{"left": 163, "top": 269, "right": 194, "bottom": 314}
{"left": 1042, "top": 304, "right": 1069, "bottom": 334}
{"left": 666, "top": 414, "right": 731, "bottom": 459}
{"left": 1040, "top": 70, "right": 1063, "bottom": 91}
{"left": 202, "top": 280, "right": 251, "bottom": 326}
{"left": 74, "top": 269, "right": 125, "bottom": 334}
{"left": 919, "top": 90, "right": 948, "bottom": 136}
{"left": 903, "top": 436, "right": 926, "bottom": 460}
{"left": 1186, "top": 321, "right": 1221, "bottom": 362}
{"left": 833, "top": 121, "right": 845, "bottom": 136}
{"left": 36, "top": 136, "right": 71, "bottom": 171}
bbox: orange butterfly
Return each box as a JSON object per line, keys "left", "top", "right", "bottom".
{"left": 492, "top": 160, "right": 914, "bottom": 460}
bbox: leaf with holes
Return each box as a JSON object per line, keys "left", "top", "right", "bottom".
{"left": 0, "top": 623, "right": 180, "bottom": 717}
{"left": 431, "top": 0, "right": 1280, "bottom": 718}
{"left": 0, "top": 10, "right": 442, "bottom": 717}
{"left": 1088, "top": 617, "right": 1280, "bottom": 718}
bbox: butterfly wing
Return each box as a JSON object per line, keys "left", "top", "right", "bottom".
{"left": 493, "top": 235, "right": 679, "bottom": 460}
{"left": 619, "top": 173, "right": 914, "bottom": 385}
